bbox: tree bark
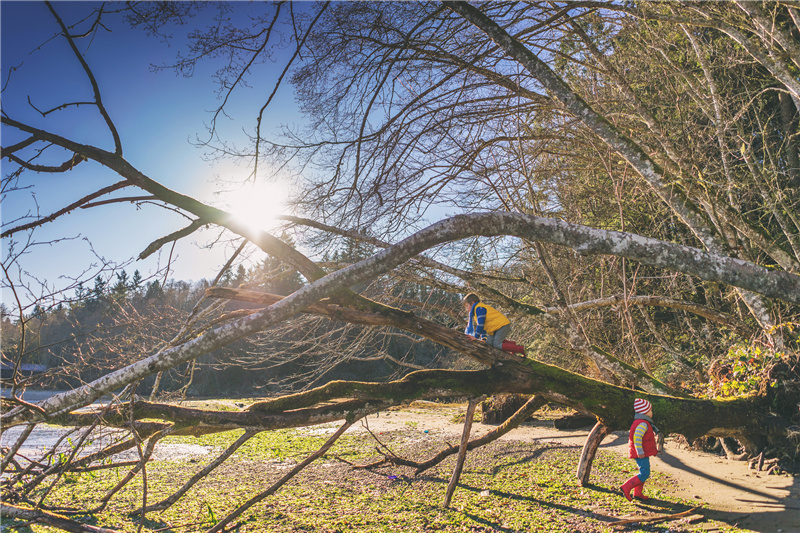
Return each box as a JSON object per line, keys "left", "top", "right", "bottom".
{"left": 49, "top": 361, "right": 792, "bottom": 455}
{"left": 576, "top": 421, "right": 610, "bottom": 486}
{"left": 0, "top": 503, "right": 122, "bottom": 533}
{"left": 444, "top": 398, "right": 479, "bottom": 508}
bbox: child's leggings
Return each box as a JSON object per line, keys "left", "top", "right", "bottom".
{"left": 487, "top": 324, "right": 510, "bottom": 348}
{"left": 634, "top": 457, "right": 650, "bottom": 482}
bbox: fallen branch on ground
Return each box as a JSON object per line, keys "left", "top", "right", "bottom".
{"left": 443, "top": 398, "right": 480, "bottom": 508}
{"left": 205, "top": 419, "right": 355, "bottom": 533}
{"left": 0, "top": 503, "right": 123, "bottom": 533}
{"left": 361, "top": 395, "right": 547, "bottom": 475}
{"left": 611, "top": 506, "right": 702, "bottom": 527}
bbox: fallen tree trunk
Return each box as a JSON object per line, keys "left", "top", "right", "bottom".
{"left": 6, "top": 211, "right": 799, "bottom": 428}
{"left": 51, "top": 357, "right": 791, "bottom": 455}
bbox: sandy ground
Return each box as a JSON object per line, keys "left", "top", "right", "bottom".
{"left": 350, "top": 403, "right": 800, "bottom": 533}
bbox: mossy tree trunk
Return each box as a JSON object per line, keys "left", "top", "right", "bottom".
{"left": 51, "top": 353, "right": 791, "bottom": 456}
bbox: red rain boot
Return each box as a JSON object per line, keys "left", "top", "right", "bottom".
{"left": 501, "top": 340, "right": 526, "bottom": 356}
{"left": 633, "top": 481, "right": 649, "bottom": 501}
{"left": 620, "top": 476, "right": 642, "bottom": 502}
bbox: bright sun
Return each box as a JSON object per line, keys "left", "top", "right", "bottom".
{"left": 223, "top": 180, "right": 288, "bottom": 232}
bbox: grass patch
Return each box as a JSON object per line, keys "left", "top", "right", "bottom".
{"left": 15, "top": 416, "right": 749, "bottom": 533}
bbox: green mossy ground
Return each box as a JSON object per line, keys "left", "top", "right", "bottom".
{"left": 4, "top": 407, "right": 749, "bottom": 533}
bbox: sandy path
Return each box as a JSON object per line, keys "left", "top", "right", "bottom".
{"left": 353, "top": 404, "right": 800, "bottom": 533}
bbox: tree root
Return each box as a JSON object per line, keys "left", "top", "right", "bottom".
{"left": 719, "top": 437, "right": 749, "bottom": 460}
{"left": 747, "top": 454, "right": 782, "bottom": 474}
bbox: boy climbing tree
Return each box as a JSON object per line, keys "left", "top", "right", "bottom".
{"left": 462, "top": 293, "right": 511, "bottom": 349}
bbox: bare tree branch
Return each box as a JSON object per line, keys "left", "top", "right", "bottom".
{"left": 0, "top": 503, "right": 123, "bottom": 533}
{"left": 1, "top": 181, "right": 131, "bottom": 238}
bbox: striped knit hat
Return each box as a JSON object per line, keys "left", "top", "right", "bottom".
{"left": 633, "top": 398, "right": 652, "bottom": 414}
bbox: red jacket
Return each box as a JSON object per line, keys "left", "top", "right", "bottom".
{"left": 628, "top": 418, "right": 658, "bottom": 458}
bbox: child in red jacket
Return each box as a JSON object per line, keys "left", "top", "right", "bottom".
{"left": 621, "top": 398, "right": 659, "bottom": 501}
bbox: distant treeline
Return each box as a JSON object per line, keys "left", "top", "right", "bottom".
{"left": 1, "top": 244, "right": 462, "bottom": 398}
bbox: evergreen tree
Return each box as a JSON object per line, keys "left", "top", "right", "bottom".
{"left": 30, "top": 304, "right": 46, "bottom": 320}
{"left": 339, "top": 237, "right": 375, "bottom": 263}
{"left": 111, "top": 270, "right": 129, "bottom": 301}
{"left": 75, "top": 282, "right": 87, "bottom": 302}
{"left": 145, "top": 280, "right": 163, "bottom": 299}
{"left": 218, "top": 267, "right": 233, "bottom": 287}
{"left": 91, "top": 276, "right": 106, "bottom": 300}
{"left": 257, "top": 233, "right": 304, "bottom": 295}
{"left": 234, "top": 264, "right": 247, "bottom": 287}
{"left": 130, "top": 270, "right": 143, "bottom": 292}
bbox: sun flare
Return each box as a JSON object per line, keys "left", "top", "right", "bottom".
{"left": 223, "top": 180, "right": 288, "bottom": 232}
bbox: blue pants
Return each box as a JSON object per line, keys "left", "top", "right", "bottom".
{"left": 635, "top": 457, "right": 650, "bottom": 483}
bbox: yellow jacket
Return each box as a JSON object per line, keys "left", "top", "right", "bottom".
{"left": 465, "top": 303, "right": 510, "bottom": 340}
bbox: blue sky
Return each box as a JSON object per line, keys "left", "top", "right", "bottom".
{"left": 2, "top": 2, "right": 303, "bottom": 310}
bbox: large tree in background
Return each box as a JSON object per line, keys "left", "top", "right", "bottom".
{"left": 2, "top": 2, "right": 799, "bottom": 530}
